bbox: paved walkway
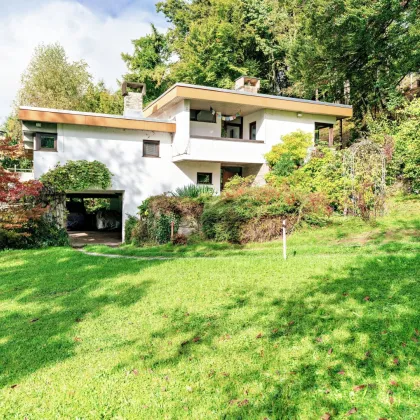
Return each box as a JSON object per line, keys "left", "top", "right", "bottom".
{"left": 69, "top": 231, "right": 122, "bottom": 248}
{"left": 77, "top": 249, "right": 172, "bottom": 260}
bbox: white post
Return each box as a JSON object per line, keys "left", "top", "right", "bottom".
{"left": 282, "top": 219, "right": 287, "bottom": 260}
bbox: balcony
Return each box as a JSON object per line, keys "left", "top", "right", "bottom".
{"left": 172, "top": 136, "right": 267, "bottom": 164}
{"left": 6, "top": 167, "right": 34, "bottom": 181}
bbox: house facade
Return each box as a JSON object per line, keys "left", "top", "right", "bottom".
{"left": 18, "top": 77, "right": 352, "bottom": 238}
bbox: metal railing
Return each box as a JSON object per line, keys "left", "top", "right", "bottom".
{"left": 6, "top": 166, "right": 33, "bottom": 173}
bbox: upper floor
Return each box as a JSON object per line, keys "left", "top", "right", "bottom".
{"left": 18, "top": 77, "right": 352, "bottom": 168}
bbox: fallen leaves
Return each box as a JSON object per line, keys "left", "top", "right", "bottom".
{"left": 74, "top": 337, "right": 82, "bottom": 342}
{"left": 353, "top": 384, "right": 366, "bottom": 392}
{"left": 393, "top": 358, "right": 399, "bottom": 365}
{"left": 363, "top": 296, "right": 370, "bottom": 301}
{"left": 328, "top": 348, "right": 333, "bottom": 355}
{"left": 30, "top": 318, "right": 39, "bottom": 323}
{"left": 256, "top": 333, "right": 263, "bottom": 339}
{"left": 337, "top": 370, "right": 345, "bottom": 375}
{"left": 192, "top": 336, "right": 200, "bottom": 342}
{"left": 321, "top": 413, "right": 331, "bottom": 420}
{"left": 346, "top": 407, "right": 357, "bottom": 416}
{"left": 10, "top": 384, "right": 18, "bottom": 389}
{"left": 131, "top": 369, "right": 139, "bottom": 376}
{"left": 230, "top": 399, "right": 249, "bottom": 407}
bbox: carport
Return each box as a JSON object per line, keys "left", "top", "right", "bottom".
{"left": 66, "top": 191, "right": 123, "bottom": 247}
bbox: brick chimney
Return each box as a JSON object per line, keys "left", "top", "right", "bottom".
{"left": 234, "top": 76, "right": 260, "bottom": 94}
{"left": 122, "top": 81, "right": 146, "bottom": 118}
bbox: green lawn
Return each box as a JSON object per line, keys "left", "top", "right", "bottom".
{"left": 0, "top": 199, "right": 419, "bottom": 419}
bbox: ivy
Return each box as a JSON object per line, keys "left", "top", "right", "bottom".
{"left": 40, "top": 160, "right": 113, "bottom": 192}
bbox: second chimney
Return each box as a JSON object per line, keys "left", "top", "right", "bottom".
{"left": 234, "top": 76, "right": 260, "bottom": 94}
{"left": 122, "top": 81, "right": 146, "bottom": 118}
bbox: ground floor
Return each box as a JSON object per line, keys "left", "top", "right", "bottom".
{"left": 63, "top": 161, "right": 268, "bottom": 244}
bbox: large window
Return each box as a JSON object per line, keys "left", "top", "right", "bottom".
{"left": 143, "top": 140, "right": 160, "bottom": 157}
{"left": 190, "top": 109, "right": 216, "bottom": 123}
{"left": 249, "top": 121, "right": 257, "bottom": 140}
{"left": 36, "top": 133, "right": 57, "bottom": 151}
{"left": 197, "top": 172, "right": 213, "bottom": 185}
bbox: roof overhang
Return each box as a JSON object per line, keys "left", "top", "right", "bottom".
{"left": 144, "top": 84, "right": 353, "bottom": 119}
{"left": 18, "top": 107, "right": 176, "bottom": 133}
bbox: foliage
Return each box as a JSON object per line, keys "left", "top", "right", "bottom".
{"left": 18, "top": 43, "right": 93, "bottom": 110}
{"left": 40, "top": 160, "right": 113, "bottom": 192}
{"left": 122, "top": 25, "right": 172, "bottom": 105}
{"left": 222, "top": 174, "right": 255, "bottom": 193}
{"left": 202, "top": 183, "right": 330, "bottom": 243}
{"left": 170, "top": 184, "right": 215, "bottom": 198}
{"left": 123, "top": 0, "right": 299, "bottom": 101}
{"left": 369, "top": 99, "right": 420, "bottom": 193}
{"left": 81, "top": 81, "right": 124, "bottom": 115}
{"left": 136, "top": 195, "right": 204, "bottom": 245}
{"left": 124, "top": 215, "right": 139, "bottom": 244}
{"left": 17, "top": 43, "right": 122, "bottom": 114}
{"left": 0, "top": 166, "right": 45, "bottom": 231}
{"left": 0, "top": 136, "right": 30, "bottom": 170}
{"left": 82, "top": 198, "right": 110, "bottom": 214}
{"left": 171, "top": 233, "right": 188, "bottom": 245}
{"left": 264, "top": 130, "right": 313, "bottom": 169}
{"left": 289, "top": 0, "right": 420, "bottom": 123}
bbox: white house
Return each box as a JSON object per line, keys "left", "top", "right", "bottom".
{"left": 19, "top": 77, "right": 352, "bottom": 240}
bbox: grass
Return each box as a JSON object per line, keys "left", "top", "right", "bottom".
{"left": 0, "top": 199, "right": 419, "bottom": 419}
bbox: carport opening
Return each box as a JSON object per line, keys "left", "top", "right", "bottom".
{"left": 66, "top": 192, "right": 123, "bottom": 247}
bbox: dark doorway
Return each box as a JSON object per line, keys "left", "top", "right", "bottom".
{"left": 66, "top": 192, "right": 123, "bottom": 246}
{"left": 221, "top": 166, "right": 243, "bottom": 190}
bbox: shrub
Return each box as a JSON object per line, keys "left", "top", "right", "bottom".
{"left": 264, "top": 129, "right": 313, "bottom": 169}
{"left": 170, "top": 184, "right": 215, "bottom": 198}
{"left": 124, "top": 214, "right": 138, "bottom": 244}
{"left": 202, "top": 184, "right": 331, "bottom": 243}
{"left": 40, "top": 160, "right": 113, "bottom": 192}
{"left": 0, "top": 218, "right": 69, "bottom": 250}
{"left": 135, "top": 195, "right": 205, "bottom": 245}
{"left": 222, "top": 175, "right": 255, "bottom": 193}
{"left": 172, "top": 233, "right": 188, "bottom": 245}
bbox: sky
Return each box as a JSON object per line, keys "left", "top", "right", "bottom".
{"left": 0, "top": 0, "right": 167, "bottom": 122}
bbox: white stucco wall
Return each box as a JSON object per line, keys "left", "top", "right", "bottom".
{"left": 264, "top": 109, "right": 336, "bottom": 147}
{"left": 242, "top": 110, "right": 265, "bottom": 140}
{"left": 190, "top": 119, "right": 221, "bottom": 138}
{"left": 33, "top": 123, "right": 222, "bottom": 238}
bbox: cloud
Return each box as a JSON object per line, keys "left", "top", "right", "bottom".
{"left": 0, "top": 0, "right": 166, "bottom": 121}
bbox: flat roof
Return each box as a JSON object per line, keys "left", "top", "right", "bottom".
{"left": 144, "top": 83, "right": 353, "bottom": 119}
{"left": 19, "top": 106, "right": 176, "bottom": 133}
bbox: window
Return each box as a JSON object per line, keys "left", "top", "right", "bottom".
{"left": 249, "top": 121, "right": 257, "bottom": 140}
{"left": 197, "top": 172, "right": 213, "bottom": 185}
{"left": 190, "top": 109, "right": 216, "bottom": 123}
{"left": 143, "top": 140, "right": 160, "bottom": 157}
{"left": 36, "top": 133, "right": 57, "bottom": 151}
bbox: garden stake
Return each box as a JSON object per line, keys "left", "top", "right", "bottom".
{"left": 283, "top": 219, "right": 287, "bottom": 260}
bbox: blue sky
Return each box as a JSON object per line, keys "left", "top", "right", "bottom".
{"left": 0, "top": 0, "right": 167, "bottom": 121}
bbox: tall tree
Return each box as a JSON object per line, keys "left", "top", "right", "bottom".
{"left": 19, "top": 43, "right": 93, "bottom": 110}
{"left": 289, "top": 0, "right": 420, "bottom": 122}
{"left": 122, "top": 0, "right": 299, "bottom": 103}
{"left": 122, "top": 24, "right": 171, "bottom": 104}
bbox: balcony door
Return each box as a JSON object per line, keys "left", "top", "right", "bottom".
{"left": 223, "top": 117, "right": 243, "bottom": 139}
